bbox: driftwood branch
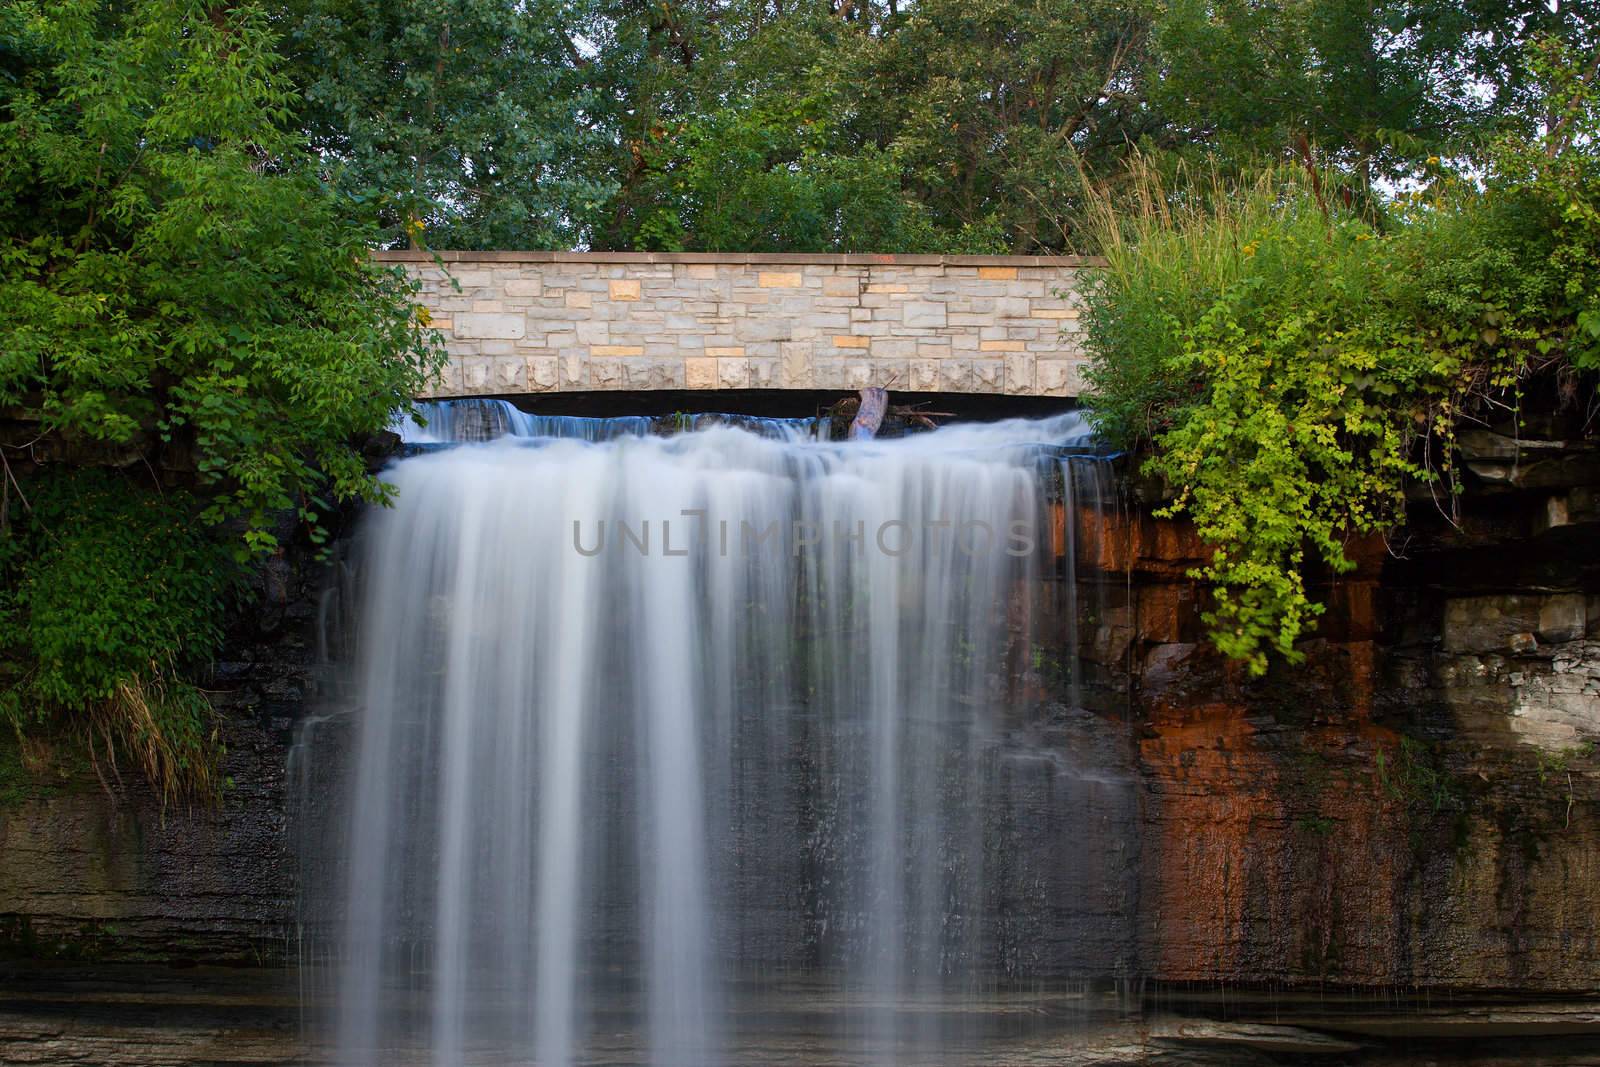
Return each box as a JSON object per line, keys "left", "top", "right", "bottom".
{"left": 849, "top": 387, "right": 889, "bottom": 439}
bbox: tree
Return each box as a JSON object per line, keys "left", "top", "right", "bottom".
{"left": 279, "top": 0, "right": 610, "bottom": 249}
{"left": 1148, "top": 0, "right": 1600, "bottom": 184}
{"left": 584, "top": 0, "right": 1161, "bottom": 252}
{"left": 0, "top": 0, "right": 443, "bottom": 795}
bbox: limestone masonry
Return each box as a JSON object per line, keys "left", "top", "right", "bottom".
{"left": 376, "top": 251, "right": 1098, "bottom": 397}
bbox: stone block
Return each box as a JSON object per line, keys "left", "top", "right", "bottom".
{"left": 492, "top": 357, "right": 525, "bottom": 391}
{"left": 971, "top": 359, "right": 1003, "bottom": 392}
{"left": 903, "top": 301, "right": 948, "bottom": 328}
{"left": 621, "top": 359, "right": 654, "bottom": 389}
{"left": 526, "top": 356, "right": 559, "bottom": 392}
{"left": 812, "top": 360, "right": 848, "bottom": 389}
{"left": 834, "top": 335, "right": 871, "bottom": 349}
{"left": 685, "top": 357, "right": 719, "bottom": 389}
{"left": 1539, "top": 595, "right": 1589, "bottom": 644}
{"left": 758, "top": 271, "right": 803, "bottom": 288}
{"left": 1036, "top": 360, "right": 1074, "bottom": 396}
{"left": 609, "top": 279, "right": 641, "bottom": 301}
{"left": 565, "top": 290, "right": 592, "bottom": 309}
{"left": 557, "top": 351, "right": 586, "bottom": 388}
{"left": 740, "top": 317, "right": 793, "bottom": 342}
{"left": 1004, "top": 354, "right": 1036, "bottom": 394}
{"left": 453, "top": 312, "right": 525, "bottom": 340}
{"left": 939, "top": 359, "right": 973, "bottom": 392}
{"left": 872, "top": 360, "right": 908, "bottom": 388}
{"left": 980, "top": 340, "right": 1026, "bottom": 352}
{"left": 1443, "top": 595, "right": 1545, "bottom": 652}
{"left": 870, "top": 338, "right": 915, "bottom": 360}
{"left": 978, "top": 267, "right": 1017, "bottom": 280}
{"left": 649, "top": 359, "right": 686, "bottom": 389}
{"left": 575, "top": 320, "right": 609, "bottom": 345}
{"left": 908, "top": 360, "right": 940, "bottom": 392}
{"left": 781, "top": 343, "right": 814, "bottom": 388}
{"left": 460, "top": 356, "right": 493, "bottom": 392}
{"left": 822, "top": 276, "right": 860, "bottom": 298}
{"left": 504, "top": 279, "right": 543, "bottom": 297}
{"left": 749, "top": 358, "right": 779, "bottom": 389}
{"left": 718, "top": 357, "right": 751, "bottom": 389}
{"left": 590, "top": 345, "right": 645, "bottom": 356}
{"left": 589, "top": 359, "right": 624, "bottom": 389}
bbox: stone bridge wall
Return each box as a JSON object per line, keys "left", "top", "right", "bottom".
{"left": 377, "top": 251, "right": 1098, "bottom": 398}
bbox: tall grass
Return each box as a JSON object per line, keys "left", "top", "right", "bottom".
{"left": 1080, "top": 156, "right": 1376, "bottom": 447}
{"left": 1073, "top": 153, "right": 1566, "bottom": 672}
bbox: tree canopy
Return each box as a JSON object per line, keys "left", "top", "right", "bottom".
{"left": 279, "top": 0, "right": 1597, "bottom": 252}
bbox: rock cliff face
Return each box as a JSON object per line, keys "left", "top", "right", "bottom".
{"left": 1068, "top": 422, "right": 1600, "bottom": 992}
{"left": 0, "top": 423, "right": 1596, "bottom": 996}
{"left": 0, "top": 529, "right": 335, "bottom": 965}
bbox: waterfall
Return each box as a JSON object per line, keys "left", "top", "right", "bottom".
{"left": 395, "top": 398, "right": 823, "bottom": 444}
{"left": 314, "top": 404, "right": 1118, "bottom": 1066}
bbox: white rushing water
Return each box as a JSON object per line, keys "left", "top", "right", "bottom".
{"left": 325, "top": 406, "right": 1110, "bottom": 1066}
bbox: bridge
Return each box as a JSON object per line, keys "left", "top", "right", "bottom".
{"left": 379, "top": 251, "right": 1098, "bottom": 399}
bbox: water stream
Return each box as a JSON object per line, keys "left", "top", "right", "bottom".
{"left": 307, "top": 401, "right": 1121, "bottom": 1066}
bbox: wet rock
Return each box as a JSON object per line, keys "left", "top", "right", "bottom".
{"left": 1442, "top": 593, "right": 1592, "bottom": 653}
{"left": 1509, "top": 641, "right": 1600, "bottom": 748}
{"left": 1540, "top": 594, "right": 1589, "bottom": 643}
{"left": 1148, "top": 1019, "right": 1361, "bottom": 1054}
{"left": 1459, "top": 431, "right": 1600, "bottom": 491}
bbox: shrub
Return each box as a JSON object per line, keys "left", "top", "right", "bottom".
{"left": 0, "top": 471, "right": 239, "bottom": 804}
{"left": 1083, "top": 155, "right": 1578, "bottom": 673}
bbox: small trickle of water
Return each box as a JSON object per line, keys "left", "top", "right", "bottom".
{"left": 310, "top": 403, "right": 1113, "bottom": 1066}
{"left": 395, "top": 398, "right": 823, "bottom": 444}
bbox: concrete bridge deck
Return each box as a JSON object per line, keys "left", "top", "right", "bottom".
{"left": 381, "top": 251, "right": 1099, "bottom": 399}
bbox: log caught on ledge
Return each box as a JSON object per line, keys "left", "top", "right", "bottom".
{"left": 849, "top": 387, "right": 889, "bottom": 440}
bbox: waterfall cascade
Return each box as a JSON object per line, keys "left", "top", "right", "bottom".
{"left": 304, "top": 400, "right": 1124, "bottom": 1066}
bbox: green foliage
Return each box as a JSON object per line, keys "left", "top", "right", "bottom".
{"left": 625, "top": 95, "right": 1002, "bottom": 253}
{"left": 0, "top": 470, "right": 238, "bottom": 803}
{"left": 1375, "top": 736, "right": 1459, "bottom": 814}
{"left": 0, "top": 0, "right": 444, "bottom": 554}
{"left": 1084, "top": 147, "right": 1580, "bottom": 673}
{"left": 585, "top": 0, "right": 1163, "bottom": 252}
{"left": 0, "top": 0, "right": 444, "bottom": 794}
{"left": 298, "top": 0, "right": 1589, "bottom": 253}
{"left": 1148, "top": 0, "right": 1592, "bottom": 183}
{"left": 280, "top": 0, "right": 608, "bottom": 249}
{"left": 1490, "top": 36, "right": 1600, "bottom": 373}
